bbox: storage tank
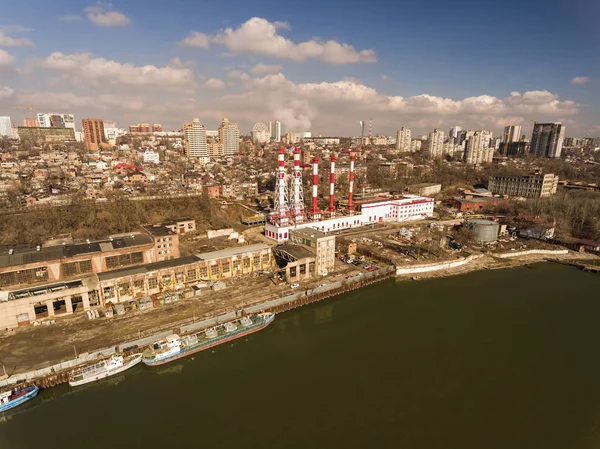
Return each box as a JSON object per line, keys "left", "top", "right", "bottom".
{"left": 469, "top": 219, "right": 499, "bottom": 244}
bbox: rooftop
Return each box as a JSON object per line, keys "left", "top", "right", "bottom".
{"left": 142, "top": 225, "right": 177, "bottom": 237}
{"left": 274, "top": 245, "right": 315, "bottom": 260}
{"left": 0, "top": 234, "right": 154, "bottom": 269}
{"left": 290, "top": 228, "right": 330, "bottom": 240}
{"left": 196, "top": 243, "right": 271, "bottom": 261}
{"left": 97, "top": 255, "right": 201, "bottom": 282}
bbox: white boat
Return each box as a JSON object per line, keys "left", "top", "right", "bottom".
{"left": 69, "top": 353, "right": 143, "bottom": 387}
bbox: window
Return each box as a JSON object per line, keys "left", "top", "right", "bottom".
{"left": 300, "top": 264, "right": 306, "bottom": 275}
{"left": 0, "top": 266, "right": 49, "bottom": 287}
{"left": 262, "top": 254, "right": 270, "bottom": 265}
{"left": 175, "top": 272, "right": 184, "bottom": 283}
{"left": 134, "top": 279, "right": 145, "bottom": 291}
{"left": 253, "top": 256, "right": 261, "bottom": 267}
{"left": 103, "top": 286, "right": 115, "bottom": 298}
{"left": 243, "top": 258, "right": 250, "bottom": 269}
{"left": 187, "top": 269, "right": 197, "bottom": 280}
{"left": 222, "top": 262, "right": 230, "bottom": 273}
{"left": 161, "top": 275, "right": 172, "bottom": 285}
{"left": 105, "top": 252, "right": 144, "bottom": 269}
{"left": 119, "top": 283, "right": 130, "bottom": 296}
{"left": 199, "top": 267, "right": 208, "bottom": 278}
{"left": 233, "top": 260, "right": 241, "bottom": 271}
{"left": 62, "top": 259, "right": 93, "bottom": 277}
{"left": 210, "top": 265, "right": 219, "bottom": 276}
{"left": 148, "top": 277, "right": 158, "bottom": 289}
{"left": 290, "top": 266, "right": 297, "bottom": 277}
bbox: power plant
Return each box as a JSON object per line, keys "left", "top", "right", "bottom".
{"left": 264, "top": 148, "right": 436, "bottom": 242}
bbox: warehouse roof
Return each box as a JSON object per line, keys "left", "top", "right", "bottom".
{"left": 97, "top": 255, "right": 201, "bottom": 282}
{"left": 196, "top": 243, "right": 271, "bottom": 261}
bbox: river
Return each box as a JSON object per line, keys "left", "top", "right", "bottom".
{"left": 1, "top": 263, "right": 599, "bottom": 449}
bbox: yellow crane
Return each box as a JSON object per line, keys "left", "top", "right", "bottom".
{"left": 15, "top": 105, "right": 39, "bottom": 120}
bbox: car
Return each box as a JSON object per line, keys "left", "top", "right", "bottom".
{"left": 319, "top": 283, "right": 327, "bottom": 287}
{"left": 367, "top": 267, "right": 376, "bottom": 272}
{"left": 290, "top": 283, "right": 300, "bottom": 289}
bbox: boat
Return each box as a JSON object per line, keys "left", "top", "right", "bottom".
{"left": 142, "top": 312, "right": 275, "bottom": 366}
{"left": 68, "top": 353, "right": 143, "bottom": 387}
{"left": 0, "top": 386, "right": 39, "bottom": 413}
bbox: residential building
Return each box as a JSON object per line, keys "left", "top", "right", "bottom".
{"left": 410, "top": 139, "right": 422, "bottom": 152}
{"left": 488, "top": 172, "right": 559, "bottom": 198}
{"left": 269, "top": 120, "right": 281, "bottom": 142}
{"left": 152, "top": 124, "right": 163, "bottom": 132}
{"left": 219, "top": 118, "right": 240, "bottom": 156}
{"left": 464, "top": 130, "right": 493, "bottom": 164}
{"left": 129, "top": 123, "right": 151, "bottom": 133}
{"left": 207, "top": 142, "right": 224, "bottom": 158}
{"left": 183, "top": 118, "right": 208, "bottom": 162}
{"left": 449, "top": 126, "right": 462, "bottom": 140}
{"left": 427, "top": 129, "right": 445, "bottom": 159}
{"left": 22, "top": 118, "right": 38, "bottom": 127}
{"left": 37, "top": 113, "right": 76, "bottom": 130}
{"left": 17, "top": 127, "right": 76, "bottom": 144}
{"left": 530, "top": 122, "right": 565, "bottom": 158}
{"left": 283, "top": 132, "right": 297, "bottom": 145}
{"left": 103, "top": 121, "right": 126, "bottom": 142}
{"left": 502, "top": 125, "right": 522, "bottom": 155}
{"left": 82, "top": 118, "right": 107, "bottom": 152}
{"left": 396, "top": 127, "right": 411, "bottom": 152}
{"left": 142, "top": 148, "right": 160, "bottom": 164}
{"left": 0, "top": 116, "right": 13, "bottom": 138}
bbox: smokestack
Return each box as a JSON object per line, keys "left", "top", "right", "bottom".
{"left": 347, "top": 153, "right": 355, "bottom": 214}
{"left": 327, "top": 155, "right": 336, "bottom": 216}
{"left": 271, "top": 147, "right": 290, "bottom": 225}
{"left": 308, "top": 157, "right": 321, "bottom": 220}
{"left": 290, "top": 147, "right": 304, "bottom": 222}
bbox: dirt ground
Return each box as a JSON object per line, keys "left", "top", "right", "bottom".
{"left": 0, "top": 261, "right": 360, "bottom": 375}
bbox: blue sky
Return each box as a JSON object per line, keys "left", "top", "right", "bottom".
{"left": 0, "top": 0, "right": 597, "bottom": 136}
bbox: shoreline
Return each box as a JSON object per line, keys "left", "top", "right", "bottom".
{"left": 1, "top": 250, "right": 598, "bottom": 389}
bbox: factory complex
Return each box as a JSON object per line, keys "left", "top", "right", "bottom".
{"left": 265, "top": 148, "right": 434, "bottom": 242}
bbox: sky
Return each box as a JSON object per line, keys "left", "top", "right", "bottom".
{"left": 0, "top": 0, "right": 598, "bottom": 138}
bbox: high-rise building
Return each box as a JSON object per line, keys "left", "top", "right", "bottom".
{"left": 82, "top": 118, "right": 106, "bottom": 152}
{"left": 488, "top": 172, "right": 559, "bottom": 198}
{"left": 427, "top": 129, "right": 445, "bottom": 159}
{"left": 37, "top": 113, "right": 76, "bottom": 130}
{"left": 396, "top": 127, "right": 411, "bottom": 152}
{"left": 152, "top": 124, "right": 163, "bottom": 133}
{"left": 449, "top": 126, "right": 462, "bottom": 140}
{"left": 530, "top": 122, "right": 565, "bottom": 158}
{"left": 464, "top": 130, "right": 493, "bottom": 164}
{"left": 269, "top": 120, "right": 281, "bottom": 142}
{"left": 0, "top": 117, "right": 13, "bottom": 138}
{"left": 184, "top": 118, "right": 208, "bottom": 162}
{"left": 501, "top": 125, "right": 521, "bottom": 155}
{"left": 219, "top": 118, "right": 240, "bottom": 156}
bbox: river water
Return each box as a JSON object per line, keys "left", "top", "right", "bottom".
{"left": 1, "top": 263, "right": 600, "bottom": 449}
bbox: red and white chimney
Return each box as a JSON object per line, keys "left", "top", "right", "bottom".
{"left": 308, "top": 157, "right": 321, "bottom": 220}
{"left": 271, "top": 147, "right": 290, "bottom": 225}
{"left": 347, "top": 154, "right": 355, "bottom": 214}
{"left": 290, "top": 147, "right": 305, "bottom": 222}
{"left": 327, "top": 155, "right": 336, "bottom": 216}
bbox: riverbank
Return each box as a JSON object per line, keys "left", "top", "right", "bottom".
{"left": 1, "top": 249, "right": 597, "bottom": 387}
{"left": 396, "top": 249, "right": 599, "bottom": 281}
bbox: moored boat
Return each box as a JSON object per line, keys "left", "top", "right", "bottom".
{"left": 142, "top": 312, "right": 275, "bottom": 366}
{"left": 0, "top": 386, "right": 39, "bottom": 413}
{"left": 68, "top": 353, "right": 143, "bottom": 387}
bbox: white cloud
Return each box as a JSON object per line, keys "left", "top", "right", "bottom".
{"left": 250, "top": 63, "right": 283, "bottom": 75}
{"left": 227, "top": 70, "right": 251, "bottom": 81}
{"left": 41, "top": 52, "right": 195, "bottom": 88}
{"left": 202, "top": 78, "right": 225, "bottom": 89}
{"left": 178, "top": 31, "right": 210, "bottom": 48}
{"left": 571, "top": 76, "right": 590, "bottom": 85}
{"left": 60, "top": 14, "right": 83, "bottom": 22}
{"left": 381, "top": 74, "right": 390, "bottom": 81}
{"left": 0, "top": 86, "right": 14, "bottom": 99}
{"left": 179, "top": 17, "right": 376, "bottom": 64}
{"left": 0, "top": 49, "right": 14, "bottom": 67}
{"left": 0, "top": 31, "right": 34, "bottom": 47}
{"left": 85, "top": 3, "right": 130, "bottom": 27}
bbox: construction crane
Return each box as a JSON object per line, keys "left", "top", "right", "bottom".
{"left": 15, "top": 105, "right": 44, "bottom": 120}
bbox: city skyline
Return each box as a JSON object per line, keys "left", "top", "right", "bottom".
{"left": 0, "top": 0, "right": 597, "bottom": 137}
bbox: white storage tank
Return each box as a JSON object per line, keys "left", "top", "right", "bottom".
{"left": 469, "top": 219, "right": 500, "bottom": 244}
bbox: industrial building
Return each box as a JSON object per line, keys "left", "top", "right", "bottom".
{"left": 0, "top": 243, "right": 273, "bottom": 329}
{"left": 467, "top": 219, "right": 500, "bottom": 244}
{"left": 488, "top": 172, "right": 559, "bottom": 198}
{"left": 17, "top": 127, "right": 76, "bottom": 144}
{"left": 264, "top": 148, "right": 434, "bottom": 242}
{"left": 407, "top": 183, "right": 442, "bottom": 197}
